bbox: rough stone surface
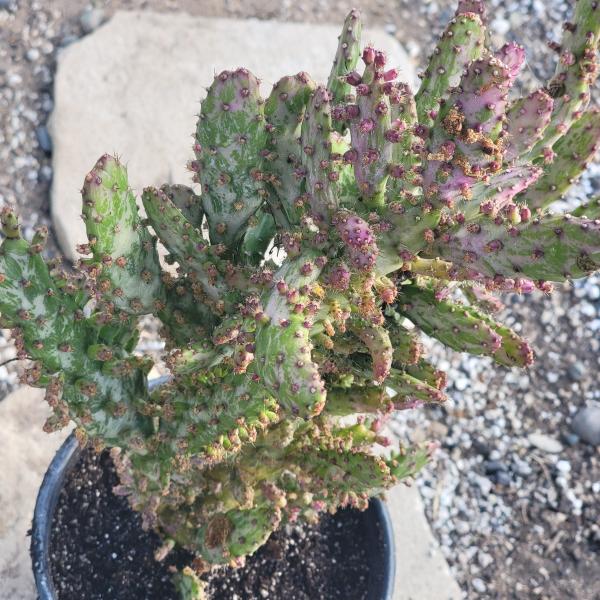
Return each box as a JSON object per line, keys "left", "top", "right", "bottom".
{"left": 387, "top": 485, "right": 462, "bottom": 600}
{"left": 50, "top": 11, "right": 416, "bottom": 262}
{"left": 0, "top": 387, "right": 71, "bottom": 600}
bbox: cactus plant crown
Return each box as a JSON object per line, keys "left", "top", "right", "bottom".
{"left": 3, "top": 1, "right": 600, "bottom": 596}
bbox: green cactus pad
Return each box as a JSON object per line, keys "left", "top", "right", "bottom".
{"left": 0, "top": 209, "right": 86, "bottom": 373}
{"left": 160, "top": 184, "right": 204, "bottom": 229}
{"left": 158, "top": 276, "right": 216, "bottom": 347}
{"left": 572, "top": 196, "right": 600, "bottom": 219}
{"left": 253, "top": 256, "right": 326, "bottom": 417}
{"left": 431, "top": 213, "right": 600, "bottom": 282}
{"left": 415, "top": 13, "right": 486, "bottom": 127}
{"left": 522, "top": 109, "right": 600, "bottom": 210}
{"left": 399, "top": 284, "right": 533, "bottom": 367}
{"left": 386, "top": 83, "right": 421, "bottom": 199}
{"left": 195, "top": 69, "right": 269, "bottom": 247}
{"left": 349, "top": 323, "right": 393, "bottom": 384}
{"left": 327, "top": 8, "right": 362, "bottom": 133}
{"left": 301, "top": 86, "right": 340, "bottom": 222}
{"left": 239, "top": 206, "right": 276, "bottom": 266}
{"left": 81, "top": 154, "right": 164, "bottom": 314}
{"left": 173, "top": 567, "right": 206, "bottom": 600}
{"left": 388, "top": 370, "right": 448, "bottom": 406}
{"left": 152, "top": 374, "right": 281, "bottom": 469}
{"left": 142, "top": 186, "right": 234, "bottom": 308}
{"left": 528, "top": 0, "right": 600, "bottom": 161}
{"left": 264, "top": 72, "right": 316, "bottom": 227}
{"left": 404, "top": 358, "right": 448, "bottom": 391}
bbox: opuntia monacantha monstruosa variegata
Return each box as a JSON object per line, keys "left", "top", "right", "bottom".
{"left": 3, "top": 1, "right": 600, "bottom": 597}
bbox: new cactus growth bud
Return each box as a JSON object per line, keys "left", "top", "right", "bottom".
{"left": 5, "top": 3, "right": 600, "bottom": 598}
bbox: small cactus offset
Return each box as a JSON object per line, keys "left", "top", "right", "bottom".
{"left": 3, "top": 1, "right": 600, "bottom": 597}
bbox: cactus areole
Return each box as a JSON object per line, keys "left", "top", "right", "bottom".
{"left": 7, "top": 1, "right": 600, "bottom": 597}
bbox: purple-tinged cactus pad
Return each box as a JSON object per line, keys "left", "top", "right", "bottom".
{"left": 504, "top": 90, "right": 554, "bottom": 163}
{"left": 495, "top": 42, "right": 525, "bottom": 83}
{"left": 431, "top": 213, "right": 600, "bottom": 282}
{"left": 333, "top": 210, "right": 379, "bottom": 272}
{"left": 461, "top": 165, "right": 542, "bottom": 220}
{"left": 455, "top": 0, "right": 487, "bottom": 20}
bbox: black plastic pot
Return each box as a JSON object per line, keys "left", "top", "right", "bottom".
{"left": 31, "top": 432, "right": 396, "bottom": 600}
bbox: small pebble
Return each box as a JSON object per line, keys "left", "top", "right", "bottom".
{"left": 61, "top": 34, "right": 80, "bottom": 47}
{"left": 493, "top": 471, "right": 512, "bottom": 486}
{"left": 484, "top": 460, "right": 506, "bottom": 475}
{"left": 587, "top": 285, "right": 600, "bottom": 300}
{"left": 80, "top": 6, "right": 105, "bottom": 34}
{"left": 489, "top": 449, "right": 502, "bottom": 461}
{"left": 7, "top": 72, "right": 22, "bottom": 87}
{"left": 35, "top": 126, "right": 52, "bottom": 154}
{"left": 454, "top": 376, "right": 468, "bottom": 391}
{"left": 512, "top": 457, "right": 533, "bottom": 477}
{"left": 472, "top": 577, "right": 487, "bottom": 593}
{"left": 580, "top": 301, "right": 596, "bottom": 318}
{"left": 474, "top": 475, "right": 492, "bottom": 496}
{"left": 571, "top": 404, "right": 600, "bottom": 446}
{"left": 39, "top": 165, "right": 53, "bottom": 182}
{"left": 26, "top": 48, "right": 40, "bottom": 62}
{"left": 568, "top": 361, "right": 585, "bottom": 381}
{"left": 528, "top": 433, "right": 563, "bottom": 454}
{"left": 561, "top": 432, "right": 579, "bottom": 447}
{"left": 472, "top": 439, "right": 491, "bottom": 457}
{"left": 478, "top": 551, "right": 494, "bottom": 569}
{"left": 491, "top": 17, "right": 510, "bottom": 35}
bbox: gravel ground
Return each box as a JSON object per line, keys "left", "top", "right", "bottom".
{"left": 1, "top": 0, "right": 599, "bottom": 598}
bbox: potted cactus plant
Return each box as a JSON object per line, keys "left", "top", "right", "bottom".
{"left": 1, "top": 0, "right": 597, "bottom": 597}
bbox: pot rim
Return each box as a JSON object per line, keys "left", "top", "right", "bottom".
{"left": 31, "top": 432, "right": 80, "bottom": 599}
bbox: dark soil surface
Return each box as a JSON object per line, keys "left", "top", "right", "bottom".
{"left": 49, "top": 447, "right": 376, "bottom": 600}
